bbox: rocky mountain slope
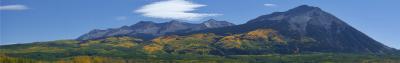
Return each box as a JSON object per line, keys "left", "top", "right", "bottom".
{"left": 77, "top": 19, "right": 235, "bottom": 40}
{"left": 183, "top": 5, "right": 396, "bottom": 54}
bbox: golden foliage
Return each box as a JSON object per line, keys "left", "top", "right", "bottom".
{"left": 105, "top": 37, "right": 118, "bottom": 42}
{"left": 105, "top": 37, "right": 133, "bottom": 42}
{"left": 52, "top": 40, "right": 80, "bottom": 45}
{"left": 191, "top": 34, "right": 208, "bottom": 38}
{"left": 102, "top": 37, "right": 137, "bottom": 48}
{"left": 216, "top": 29, "right": 287, "bottom": 49}
{"left": 117, "top": 37, "right": 133, "bottom": 41}
{"left": 219, "top": 35, "right": 242, "bottom": 48}
{"left": 0, "top": 54, "right": 36, "bottom": 63}
{"left": 113, "top": 41, "right": 136, "bottom": 48}
{"left": 92, "top": 57, "right": 105, "bottom": 63}
{"left": 143, "top": 44, "right": 163, "bottom": 54}
{"left": 80, "top": 40, "right": 101, "bottom": 46}
{"left": 245, "top": 29, "right": 285, "bottom": 43}
{"left": 151, "top": 35, "right": 179, "bottom": 45}
{"left": 73, "top": 56, "right": 92, "bottom": 63}
{"left": 245, "top": 29, "right": 275, "bottom": 39}
{"left": 79, "top": 36, "right": 139, "bottom": 48}
{"left": 189, "top": 33, "right": 218, "bottom": 42}
{"left": 273, "top": 36, "right": 285, "bottom": 43}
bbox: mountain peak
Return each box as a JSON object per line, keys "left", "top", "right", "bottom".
{"left": 131, "top": 21, "right": 157, "bottom": 27}
{"left": 297, "top": 5, "right": 318, "bottom": 9}
{"left": 167, "top": 20, "right": 184, "bottom": 24}
{"left": 201, "top": 19, "right": 235, "bottom": 28}
{"left": 247, "top": 5, "right": 344, "bottom": 33}
{"left": 287, "top": 5, "right": 322, "bottom": 13}
{"left": 206, "top": 19, "right": 218, "bottom": 22}
{"left": 289, "top": 5, "right": 321, "bottom": 11}
{"left": 136, "top": 21, "right": 155, "bottom": 25}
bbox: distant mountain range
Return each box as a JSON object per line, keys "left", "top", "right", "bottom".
{"left": 77, "top": 19, "right": 235, "bottom": 40}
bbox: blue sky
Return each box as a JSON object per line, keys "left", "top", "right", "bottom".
{"left": 1, "top": 0, "right": 399, "bottom": 49}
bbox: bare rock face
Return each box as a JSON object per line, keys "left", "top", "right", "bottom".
{"left": 188, "top": 5, "right": 396, "bottom": 54}
{"left": 77, "top": 19, "right": 235, "bottom": 40}
{"left": 248, "top": 5, "right": 395, "bottom": 54}
{"left": 202, "top": 19, "right": 235, "bottom": 28}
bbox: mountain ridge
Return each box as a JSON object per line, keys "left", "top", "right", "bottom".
{"left": 77, "top": 19, "right": 235, "bottom": 40}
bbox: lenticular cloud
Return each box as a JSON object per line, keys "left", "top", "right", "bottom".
{"left": 135, "top": 0, "right": 220, "bottom": 21}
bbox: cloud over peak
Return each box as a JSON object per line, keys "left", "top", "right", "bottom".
{"left": 135, "top": 0, "right": 220, "bottom": 21}
{"left": 0, "top": 4, "right": 29, "bottom": 11}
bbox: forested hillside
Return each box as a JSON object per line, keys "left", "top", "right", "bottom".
{"left": 1, "top": 29, "right": 399, "bottom": 63}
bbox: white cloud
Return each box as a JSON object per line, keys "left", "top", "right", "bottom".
{"left": 115, "top": 16, "right": 128, "bottom": 21}
{"left": 264, "top": 4, "right": 277, "bottom": 7}
{"left": 0, "top": 4, "right": 29, "bottom": 11}
{"left": 135, "top": 0, "right": 220, "bottom": 21}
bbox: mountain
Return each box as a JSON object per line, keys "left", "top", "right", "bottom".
{"left": 77, "top": 19, "right": 235, "bottom": 40}
{"left": 183, "top": 5, "right": 396, "bottom": 54}
{"left": 1, "top": 5, "right": 399, "bottom": 63}
{"left": 77, "top": 5, "right": 396, "bottom": 54}
{"left": 201, "top": 19, "right": 235, "bottom": 28}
